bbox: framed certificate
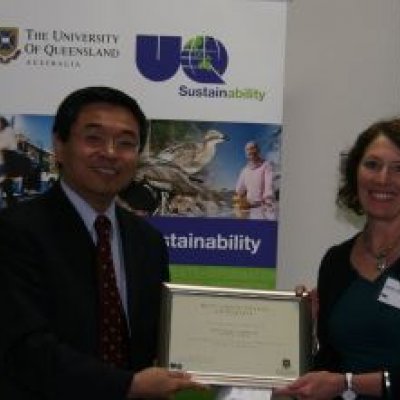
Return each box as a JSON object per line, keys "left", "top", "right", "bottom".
{"left": 158, "top": 283, "right": 312, "bottom": 388}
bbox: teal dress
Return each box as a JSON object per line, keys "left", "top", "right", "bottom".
{"left": 329, "top": 271, "right": 400, "bottom": 375}
{"left": 314, "top": 236, "right": 400, "bottom": 400}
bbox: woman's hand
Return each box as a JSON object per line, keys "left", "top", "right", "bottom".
{"left": 274, "top": 371, "right": 344, "bottom": 400}
{"left": 295, "top": 285, "right": 319, "bottom": 320}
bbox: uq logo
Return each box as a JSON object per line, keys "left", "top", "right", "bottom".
{"left": 136, "top": 34, "right": 228, "bottom": 84}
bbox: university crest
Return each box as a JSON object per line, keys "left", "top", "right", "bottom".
{"left": 0, "top": 27, "right": 21, "bottom": 64}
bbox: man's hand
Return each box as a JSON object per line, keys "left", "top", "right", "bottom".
{"left": 127, "top": 367, "right": 208, "bottom": 398}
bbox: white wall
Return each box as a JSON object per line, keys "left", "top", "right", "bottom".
{"left": 277, "top": 0, "right": 400, "bottom": 289}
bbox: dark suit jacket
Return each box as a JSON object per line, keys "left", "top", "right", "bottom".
{"left": 0, "top": 183, "right": 169, "bottom": 400}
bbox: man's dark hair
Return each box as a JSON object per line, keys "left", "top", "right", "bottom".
{"left": 337, "top": 118, "right": 400, "bottom": 214}
{"left": 52, "top": 86, "right": 148, "bottom": 152}
{"left": 0, "top": 116, "right": 10, "bottom": 130}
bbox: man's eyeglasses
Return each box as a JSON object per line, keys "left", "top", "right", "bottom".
{"left": 81, "top": 129, "right": 140, "bottom": 154}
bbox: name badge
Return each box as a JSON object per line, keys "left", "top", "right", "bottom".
{"left": 378, "top": 277, "right": 400, "bottom": 309}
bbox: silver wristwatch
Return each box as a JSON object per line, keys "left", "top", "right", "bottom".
{"left": 342, "top": 372, "right": 356, "bottom": 400}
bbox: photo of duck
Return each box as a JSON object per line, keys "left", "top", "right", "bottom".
{"left": 157, "top": 129, "right": 228, "bottom": 175}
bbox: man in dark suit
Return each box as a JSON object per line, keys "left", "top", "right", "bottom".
{"left": 0, "top": 87, "right": 205, "bottom": 399}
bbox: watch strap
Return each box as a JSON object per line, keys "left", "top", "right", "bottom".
{"left": 342, "top": 372, "right": 356, "bottom": 400}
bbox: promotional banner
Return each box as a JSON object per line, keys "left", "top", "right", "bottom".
{"left": 1, "top": 0, "right": 287, "bottom": 289}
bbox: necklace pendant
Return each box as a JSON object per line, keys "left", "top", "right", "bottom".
{"left": 376, "top": 254, "right": 387, "bottom": 271}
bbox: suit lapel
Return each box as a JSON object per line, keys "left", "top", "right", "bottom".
{"left": 116, "top": 208, "right": 142, "bottom": 330}
{"left": 43, "top": 184, "right": 98, "bottom": 302}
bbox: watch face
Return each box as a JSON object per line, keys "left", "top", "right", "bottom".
{"left": 342, "top": 389, "right": 356, "bottom": 400}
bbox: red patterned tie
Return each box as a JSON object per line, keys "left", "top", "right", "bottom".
{"left": 94, "top": 215, "right": 130, "bottom": 368}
